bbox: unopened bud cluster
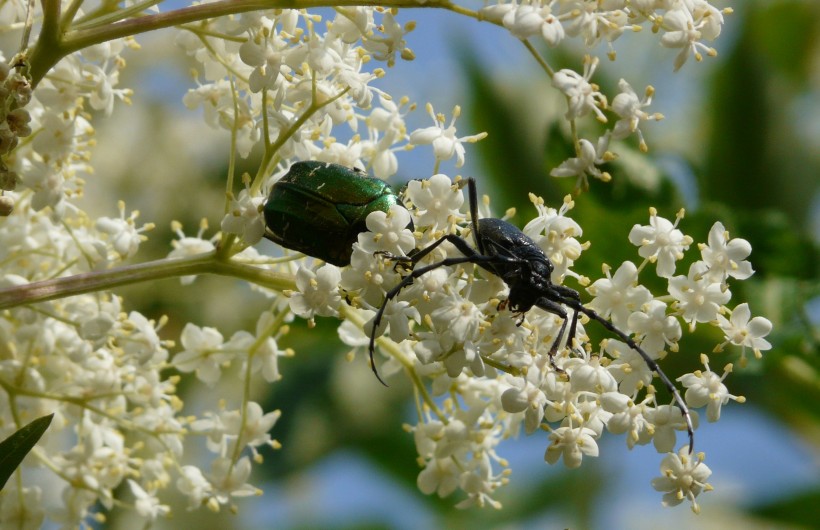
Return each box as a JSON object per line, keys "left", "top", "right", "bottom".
{"left": 0, "top": 61, "right": 32, "bottom": 215}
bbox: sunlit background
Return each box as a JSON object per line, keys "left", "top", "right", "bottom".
{"left": 66, "top": 1, "right": 820, "bottom": 528}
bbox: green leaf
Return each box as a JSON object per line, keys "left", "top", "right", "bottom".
{"left": 0, "top": 413, "right": 54, "bottom": 491}
{"left": 752, "top": 485, "right": 820, "bottom": 528}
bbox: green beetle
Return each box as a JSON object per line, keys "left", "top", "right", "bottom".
{"left": 264, "top": 161, "right": 412, "bottom": 266}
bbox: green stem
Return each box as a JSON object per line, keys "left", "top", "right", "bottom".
{"left": 522, "top": 38, "right": 555, "bottom": 78}
{"left": 27, "top": 0, "right": 476, "bottom": 86}
{"left": 72, "top": 0, "right": 165, "bottom": 31}
{"left": 250, "top": 85, "right": 350, "bottom": 195}
{"left": 0, "top": 252, "right": 294, "bottom": 310}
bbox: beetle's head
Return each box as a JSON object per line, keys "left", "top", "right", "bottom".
{"left": 527, "top": 256, "right": 554, "bottom": 288}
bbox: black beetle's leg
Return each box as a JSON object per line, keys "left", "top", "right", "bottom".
{"left": 369, "top": 244, "right": 522, "bottom": 385}
{"left": 552, "top": 284, "right": 582, "bottom": 353}
{"left": 533, "top": 297, "right": 571, "bottom": 375}
{"left": 560, "top": 298, "right": 695, "bottom": 453}
{"left": 463, "top": 177, "right": 482, "bottom": 251}
{"left": 377, "top": 177, "right": 480, "bottom": 271}
{"left": 378, "top": 232, "right": 482, "bottom": 271}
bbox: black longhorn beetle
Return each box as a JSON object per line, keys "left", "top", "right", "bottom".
{"left": 369, "top": 178, "right": 695, "bottom": 451}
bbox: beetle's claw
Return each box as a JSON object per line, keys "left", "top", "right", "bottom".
{"left": 374, "top": 251, "right": 414, "bottom": 273}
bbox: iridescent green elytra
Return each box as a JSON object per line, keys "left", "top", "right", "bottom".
{"left": 264, "top": 161, "right": 412, "bottom": 266}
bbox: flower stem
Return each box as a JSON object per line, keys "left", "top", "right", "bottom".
{"left": 0, "top": 252, "right": 294, "bottom": 310}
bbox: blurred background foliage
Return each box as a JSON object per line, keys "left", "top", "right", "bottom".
{"left": 89, "top": 1, "right": 819, "bottom": 528}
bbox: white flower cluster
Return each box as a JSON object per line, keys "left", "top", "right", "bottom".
{"left": 0, "top": 0, "right": 753, "bottom": 525}
{"left": 481, "top": 0, "right": 727, "bottom": 69}
{"left": 480, "top": 0, "right": 731, "bottom": 188}
{"left": 282, "top": 174, "right": 768, "bottom": 512}
{"left": 180, "top": 8, "right": 416, "bottom": 181}
{"left": 0, "top": 4, "right": 487, "bottom": 525}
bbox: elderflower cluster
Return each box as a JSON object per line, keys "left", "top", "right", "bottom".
{"left": 180, "top": 8, "right": 420, "bottom": 182}
{"left": 0, "top": 3, "right": 480, "bottom": 525}
{"left": 479, "top": 0, "right": 731, "bottom": 188}
{"left": 0, "top": 0, "right": 756, "bottom": 525}
{"left": 281, "top": 174, "right": 768, "bottom": 511}
{"left": 481, "top": 0, "right": 726, "bottom": 68}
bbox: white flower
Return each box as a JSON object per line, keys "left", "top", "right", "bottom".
{"left": 341, "top": 245, "right": 402, "bottom": 307}
{"left": 210, "top": 457, "right": 260, "bottom": 502}
{"left": 550, "top": 135, "right": 612, "bottom": 187}
{"left": 699, "top": 222, "right": 754, "bottom": 283}
{"left": 647, "top": 405, "right": 699, "bottom": 454}
{"left": 567, "top": 356, "right": 618, "bottom": 395}
{"left": 94, "top": 201, "right": 152, "bottom": 260}
{"left": 289, "top": 264, "right": 342, "bottom": 319}
{"left": 629, "top": 208, "right": 693, "bottom": 278}
{"left": 221, "top": 402, "right": 281, "bottom": 456}
{"left": 605, "top": 339, "right": 655, "bottom": 393}
{"left": 660, "top": 7, "right": 719, "bottom": 71}
{"left": 627, "top": 299, "right": 682, "bottom": 356}
{"left": 173, "top": 323, "right": 231, "bottom": 386}
{"left": 0, "top": 487, "right": 45, "bottom": 530}
{"left": 443, "top": 340, "right": 484, "bottom": 378}
{"left": 220, "top": 188, "right": 266, "bottom": 245}
{"left": 586, "top": 261, "right": 652, "bottom": 329}
{"left": 715, "top": 303, "right": 772, "bottom": 362}
{"left": 522, "top": 194, "right": 585, "bottom": 278}
{"left": 127, "top": 480, "right": 170, "bottom": 520}
{"left": 361, "top": 11, "right": 415, "bottom": 67}
{"left": 359, "top": 204, "right": 416, "bottom": 255}
{"left": 414, "top": 327, "right": 455, "bottom": 366}
{"left": 501, "top": 379, "right": 547, "bottom": 434}
{"left": 377, "top": 299, "right": 420, "bottom": 344}
{"left": 497, "top": 2, "right": 565, "bottom": 46}
{"left": 429, "top": 291, "right": 484, "bottom": 344}
{"left": 417, "top": 458, "right": 460, "bottom": 497}
{"left": 610, "top": 79, "right": 662, "bottom": 151}
{"left": 177, "top": 466, "right": 213, "bottom": 510}
{"left": 678, "top": 355, "right": 745, "bottom": 422}
{"left": 405, "top": 174, "right": 464, "bottom": 229}
{"left": 328, "top": 8, "right": 373, "bottom": 43}
{"left": 668, "top": 261, "right": 731, "bottom": 327}
{"left": 238, "top": 25, "right": 287, "bottom": 93}
{"left": 601, "top": 393, "right": 655, "bottom": 449}
{"left": 651, "top": 447, "right": 713, "bottom": 513}
{"left": 122, "top": 311, "right": 167, "bottom": 365}
{"left": 551, "top": 56, "right": 607, "bottom": 121}
{"left": 239, "top": 311, "right": 291, "bottom": 383}
{"left": 545, "top": 425, "right": 599, "bottom": 468}
{"left": 409, "top": 104, "right": 487, "bottom": 168}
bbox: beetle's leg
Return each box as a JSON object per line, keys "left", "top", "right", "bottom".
{"left": 378, "top": 234, "right": 480, "bottom": 271}
{"left": 374, "top": 250, "right": 414, "bottom": 274}
{"left": 460, "top": 177, "right": 482, "bottom": 252}
{"left": 369, "top": 248, "right": 522, "bottom": 385}
{"left": 533, "top": 297, "right": 571, "bottom": 375}
{"left": 550, "top": 284, "right": 584, "bottom": 353}
{"left": 560, "top": 298, "right": 695, "bottom": 453}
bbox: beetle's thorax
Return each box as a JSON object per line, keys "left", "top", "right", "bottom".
{"left": 505, "top": 256, "right": 553, "bottom": 313}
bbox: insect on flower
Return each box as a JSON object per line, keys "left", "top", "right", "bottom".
{"left": 264, "top": 161, "right": 413, "bottom": 266}
{"left": 370, "top": 178, "right": 695, "bottom": 451}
